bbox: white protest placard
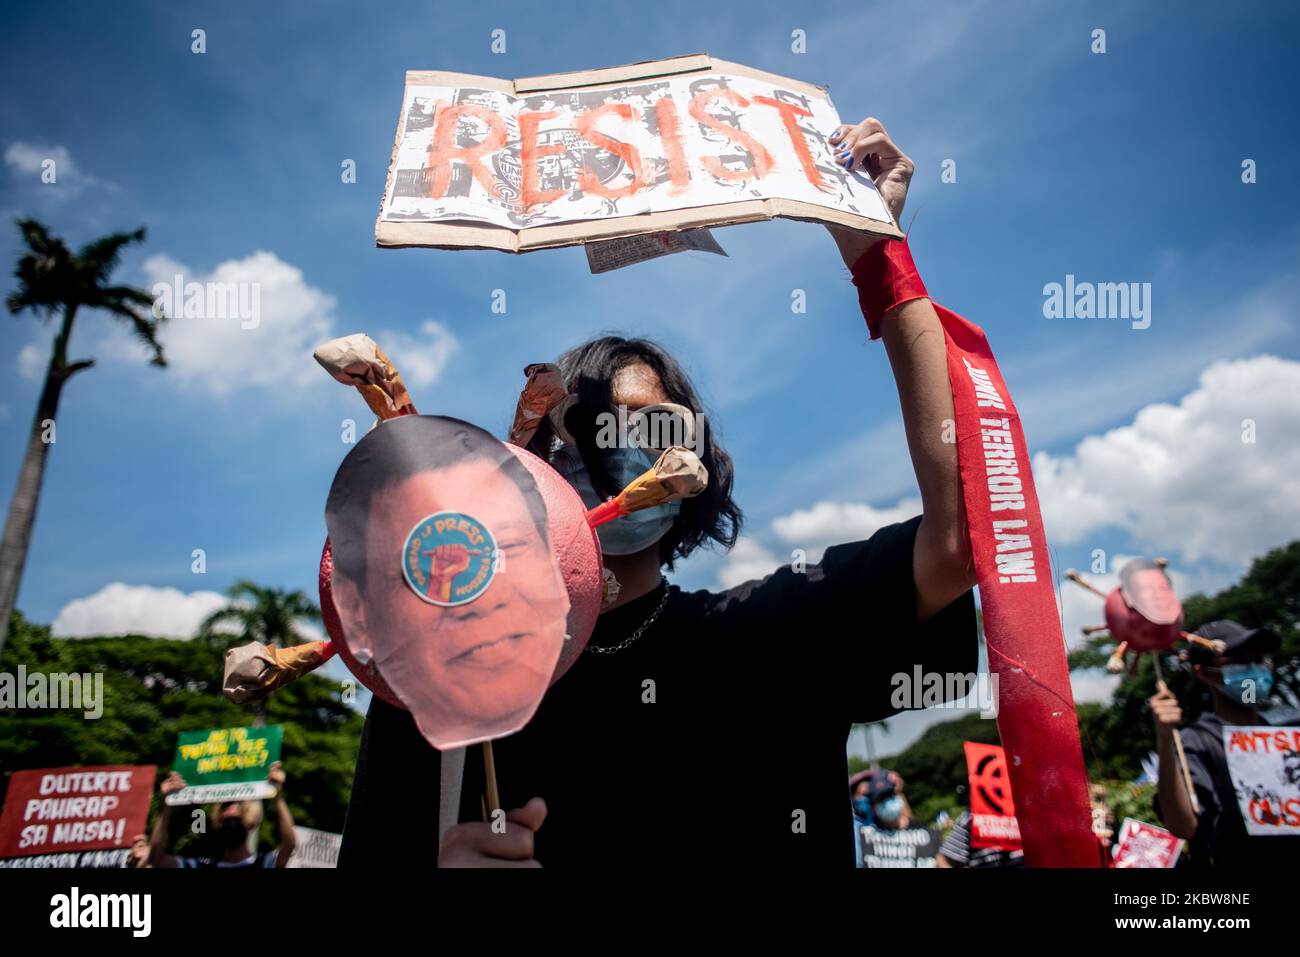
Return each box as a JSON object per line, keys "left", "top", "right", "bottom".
{"left": 286, "top": 826, "right": 342, "bottom": 868}
{"left": 1222, "top": 725, "right": 1300, "bottom": 836}
{"left": 376, "top": 54, "right": 901, "bottom": 253}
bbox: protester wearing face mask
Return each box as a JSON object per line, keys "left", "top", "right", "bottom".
{"left": 1149, "top": 620, "right": 1297, "bottom": 867}
{"left": 340, "top": 116, "right": 981, "bottom": 870}
{"left": 849, "top": 771, "right": 876, "bottom": 830}
{"left": 864, "top": 771, "right": 910, "bottom": 830}
{"left": 851, "top": 770, "right": 945, "bottom": 868}
{"left": 149, "top": 762, "right": 297, "bottom": 869}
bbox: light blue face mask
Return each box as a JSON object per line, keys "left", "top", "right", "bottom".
{"left": 551, "top": 444, "right": 680, "bottom": 556}
{"left": 1219, "top": 664, "right": 1273, "bottom": 706}
{"left": 873, "top": 795, "right": 905, "bottom": 823}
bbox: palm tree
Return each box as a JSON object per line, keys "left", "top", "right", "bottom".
{"left": 0, "top": 219, "right": 166, "bottom": 658}
{"left": 199, "top": 581, "right": 323, "bottom": 724}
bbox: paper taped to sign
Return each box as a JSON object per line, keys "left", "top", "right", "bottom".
{"left": 1222, "top": 725, "right": 1300, "bottom": 836}
{"left": 585, "top": 227, "right": 727, "bottom": 273}
{"left": 376, "top": 54, "right": 901, "bottom": 253}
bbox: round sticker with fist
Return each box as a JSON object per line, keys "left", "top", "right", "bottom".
{"left": 402, "top": 511, "right": 497, "bottom": 606}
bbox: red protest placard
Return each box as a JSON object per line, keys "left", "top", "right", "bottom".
{"left": 0, "top": 765, "right": 156, "bottom": 859}
{"left": 963, "top": 742, "right": 1023, "bottom": 851}
{"left": 1113, "top": 818, "right": 1183, "bottom": 868}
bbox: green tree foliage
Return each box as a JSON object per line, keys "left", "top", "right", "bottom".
{"left": 878, "top": 541, "right": 1298, "bottom": 827}
{"left": 882, "top": 712, "right": 1001, "bottom": 824}
{"left": 0, "top": 611, "right": 362, "bottom": 837}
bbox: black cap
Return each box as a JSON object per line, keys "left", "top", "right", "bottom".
{"left": 1188, "top": 619, "right": 1280, "bottom": 664}
{"left": 867, "top": 771, "right": 899, "bottom": 805}
{"left": 848, "top": 769, "right": 899, "bottom": 804}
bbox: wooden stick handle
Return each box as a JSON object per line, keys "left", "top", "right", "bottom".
{"left": 482, "top": 740, "right": 501, "bottom": 819}
{"left": 1151, "top": 653, "right": 1201, "bottom": 816}
{"left": 1065, "top": 569, "right": 1109, "bottom": 599}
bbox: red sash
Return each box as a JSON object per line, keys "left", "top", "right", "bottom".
{"left": 854, "top": 241, "right": 1100, "bottom": 867}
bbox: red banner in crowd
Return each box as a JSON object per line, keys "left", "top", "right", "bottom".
{"left": 942, "top": 308, "right": 1100, "bottom": 867}
{"left": 0, "top": 765, "right": 156, "bottom": 860}
{"left": 962, "top": 741, "right": 1023, "bottom": 851}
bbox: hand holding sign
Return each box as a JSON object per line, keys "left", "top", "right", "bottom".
{"left": 159, "top": 770, "right": 186, "bottom": 797}
{"left": 829, "top": 118, "right": 915, "bottom": 220}
{"left": 438, "top": 796, "right": 548, "bottom": 869}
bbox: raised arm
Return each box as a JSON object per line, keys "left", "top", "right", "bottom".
{"left": 148, "top": 771, "right": 184, "bottom": 868}
{"left": 826, "top": 117, "right": 975, "bottom": 622}
{"left": 267, "top": 761, "right": 298, "bottom": 868}
{"left": 1148, "top": 682, "right": 1198, "bottom": 839}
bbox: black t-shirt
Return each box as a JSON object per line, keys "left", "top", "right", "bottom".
{"left": 1157, "top": 712, "right": 1300, "bottom": 869}
{"left": 339, "top": 515, "right": 977, "bottom": 869}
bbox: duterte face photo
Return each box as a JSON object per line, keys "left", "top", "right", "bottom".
{"left": 325, "top": 415, "right": 569, "bottom": 749}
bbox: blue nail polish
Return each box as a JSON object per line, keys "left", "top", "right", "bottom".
{"left": 845, "top": 158, "right": 854, "bottom": 170}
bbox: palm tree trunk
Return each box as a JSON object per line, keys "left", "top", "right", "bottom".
{"left": 0, "top": 304, "right": 80, "bottom": 658}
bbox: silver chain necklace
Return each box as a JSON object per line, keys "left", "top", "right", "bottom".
{"left": 585, "top": 585, "right": 670, "bottom": 656}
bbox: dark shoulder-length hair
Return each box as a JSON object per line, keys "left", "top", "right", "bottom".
{"left": 527, "top": 335, "right": 742, "bottom": 570}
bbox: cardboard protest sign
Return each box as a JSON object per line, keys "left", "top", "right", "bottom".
{"left": 1222, "top": 725, "right": 1300, "bottom": 836}
{"left": 0, "top": 765, "right": 155, "bottom": 861}
{"left": 857, "top": 824, "right": 942, "bottom": 868}
{"left": 376, "top": 53, "right": 901, "bottom": 253}
{"left": 286, "top": 826, "right": 342, "bottom": 868}
{"left": 963, "top": 741, "right": 1023, "bottom": 851}
{"left": 166, "top": 725, "right": 282, "bottom": 805}
{"left": 1112, "top": 818, "right": 1183, "bottom": 868}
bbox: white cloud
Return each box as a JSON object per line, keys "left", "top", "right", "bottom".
{"left": 1034, "top": 355, "right": 1300, "bottom": 563}
{"left": 50, "top": 582, "right": 324, "bottom": 642}
{"left": 136, "top": 251, "right": 335, "bottom": 395}
{"left": 716, "top": 537, "right": 783, "bottom": 589}
{"left": 714, "top": 355, "right": 1298, "bottom": 636}
{"left": 375, "top": 320, "right": 458, "bottom": 388}
{"left": 118, "top": 252, "right": 459, "bottom": 403}
{"left": 1070, "top": 670, "right": 1121, "bottom": 705}
{"left": 18, "top": 341, "right": 46, "bottom": 380}
{"left": 5, "top": 142, "right": 76, "bottom": 177}
{"left": 4, "top": 142, "right": 100, "bottom": 193}
{"left": 771, "top": 498, "right": 922, "bottom": 559}
{"left": 715, "top": 497, "right": 922, "bottom": 588}
{"left": 52, "top": 583, "right": 230, "bottom": 639}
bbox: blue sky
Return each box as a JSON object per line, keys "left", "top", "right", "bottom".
{"left": 2, "top": 1, "right": 1298, "bottom": 753}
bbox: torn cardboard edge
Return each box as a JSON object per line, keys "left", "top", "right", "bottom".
{"left": 374, "top": 53, "right": 904, "bottom": 253}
